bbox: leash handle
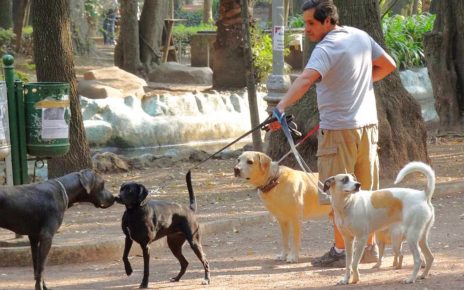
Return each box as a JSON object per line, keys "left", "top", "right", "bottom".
{"left": 273, "top": 108, "right": 307, "bottom": 172}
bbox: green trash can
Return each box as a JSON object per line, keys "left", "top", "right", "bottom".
{"left": 24, "top": 82, "right": 70, "bottom": 158}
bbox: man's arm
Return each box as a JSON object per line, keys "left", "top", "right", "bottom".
{"left": 372, "top": 53, "right": 397, "bottom": 82}
{"left": 276, "top": 68, "right": 321, "bottom": 113}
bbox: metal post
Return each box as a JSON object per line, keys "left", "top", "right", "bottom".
{"left": 264, "top": 0, "right": 291, "bottom": 113}
{"left": 3, "top": 54, "right": 22, "bottom": 185}
{"left": 15, "top": 80, "right": 29, "bottom": 184}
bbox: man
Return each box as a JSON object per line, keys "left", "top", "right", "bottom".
{"left": 274, "top": 0, "right": 396, "bottom": 267}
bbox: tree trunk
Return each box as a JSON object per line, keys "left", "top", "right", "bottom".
{"left": 213, "top": 0, "right": 248, "bottom": 88}
{"left": 0, "top": 0, "right": 13, "bottom": 29}
{"left": 267, "top": 0, "right": 429, "bottom": 178}
{"left": 13, "top": 0, "right": 29, "bottom": 52}
{"left": 424, "top": 0, "right": 464, "bottom": 134}
{"left": 32, "top": 0, "right": 92, "bottom": 177}
{"left": 115, "top": 0, "right": 142, "bottom": 75}
{"left": 203, "top": 0, "right": 213, "bottom": 23}
{"left": 139, "top": 0, "right": 168, "bottom": 72}
{"left": 69, "top": 0, "right": 93, "bottom": 55}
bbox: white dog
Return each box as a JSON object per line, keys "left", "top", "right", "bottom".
{"left": 323, "top": 161, "right": 435, "bottom": 284}
{"left": 234, "top": 151, "right": 331, "bottom": 263}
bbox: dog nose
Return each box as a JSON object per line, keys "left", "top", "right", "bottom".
{"left": 355, "top": 182, "right": 361, "bottom": 191}
{"left": 234, "top": 167, "right": 240, "bottom": 177}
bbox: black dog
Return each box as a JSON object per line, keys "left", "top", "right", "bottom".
{"left": 115, "top": 178, "right": 210, "bottom": 288}
{"left": 0, "top": 169, "right": 115, "bottom": 290}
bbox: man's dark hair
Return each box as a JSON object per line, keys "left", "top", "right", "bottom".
{"left": 302, "top": 0, "right": 339, "bottom": 25}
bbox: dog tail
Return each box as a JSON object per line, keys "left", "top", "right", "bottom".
{"left": 186, "top": 170, "right": 197, "bottom": 212}
{"left": 394, "top": 161, "right": 435, "bottom": 203}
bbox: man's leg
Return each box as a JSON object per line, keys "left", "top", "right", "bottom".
{"left": 355, "top": 124, "right": 380, "bottom": 263}
{"left": 311, "top": 129, "right": 356, "bottom": 267}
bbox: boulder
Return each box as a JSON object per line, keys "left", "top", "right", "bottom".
{"left": 148, "top": 62, "right": 213, "bottom": 86}
{"left": 78, "top": 80, "right": 123, "bottom": 99}
{"left": 83, "top": 66, "right": 147, "bottom": 98}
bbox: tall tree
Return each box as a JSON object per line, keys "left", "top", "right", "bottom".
{"left": 13, "top": 0, "right": 29, "bottom": 52}
{"left": 214, "top": 0, "right": 250, "bottom": 88}
{"left": 424, "top": 0, "right": 464, "bottom": 134}
{"left": 267, "top": 0, "right": 429, "bottom": 178}
{"left": 203, "top": 0, "right": 213, "bottom": 23}
{"left": 0, "top": 0, "right": 13, "bottom": 29}
{"left": 115, "top": 0, "right": 168, "bottom": 76}
{"left": 32, "top": 0, "right": 92, "bottom": 177}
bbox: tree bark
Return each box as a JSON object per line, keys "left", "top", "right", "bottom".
{"left": 32, "top": 0, "right": 92, "bottom": 177}
{"left": 203, "top": 0, "right": 213, "bottom": 23}
{"left": 13, "top": 0, "right": 29, "bottom": 52}
{"left": 424, "top": 0, "right": 464, "bottom": 134}
{"left": 213, "top": 0, "right": 248, "bottom": 88}
{"left": 0, "top": 0, "right": 13, "bottom": 29}
{"left": 115, "top": 0, "right": 142, "bottom": 75}
{"left": 267, "top": 0, "right": 429, "bottom": 178}
{"left": 139, "top": 0, "right": 167, "bottom": 72}
{"left": 69, "top": 0, "right": 93, "bottom": 55}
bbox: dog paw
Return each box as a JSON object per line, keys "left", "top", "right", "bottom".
{"left": 201, "top": 279, "right": 210, "bottom": 285}
{"left": 419, "top": 273, "right": 427, "bottom": 280}
{"left": 169, "top": 277, "right": 180, "bottom": 282}
{"left": 372, "top": 263, "right": 381, "bottom": 269}
{"left": 139, "top": 283, "right": 148, "bottom": 289}
{"left": 275, "top": 253, "right": 287, "bottom": 261}
{"left": 124, "top": 265, "right": 133, "bottom": 276}
{"left": 286, "top": 254, "right": 298, "bottom": 263}
{"left": 402, "top": 277, "right": 415, "bottom": 284}
{"left": 337, "top": 279, "right": 349, "bottom": 285}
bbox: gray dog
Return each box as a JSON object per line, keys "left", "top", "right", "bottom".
{"left": 0, "top": 169, "right": 115, "bottom": 290}
{"left": 115, "top": 181, "right": 210, "bottom": 288}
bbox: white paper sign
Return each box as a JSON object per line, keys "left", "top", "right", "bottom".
{"left": 41, "top": 108, "right": 69, "bottom": 139}
{"left": 273, "top": 26, "right": 285, "bottom": 51}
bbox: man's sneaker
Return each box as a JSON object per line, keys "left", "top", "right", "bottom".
{"left": 310, "top": 246, "right": 345, "bottom": 268}
{"left": 361, "top": 244, "right": 379, "bottom": 264}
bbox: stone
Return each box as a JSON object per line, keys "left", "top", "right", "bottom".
{"left": 84, "top": 120, "right": 113, "bottom": 146}
{"left": 83, "top": 66, "right": 147, "bottom": 98}
{"left": 78, "top": 80, "right": 123, "bottom": 99}
{"left": 148, "top": 62, "right": 213, "bottom": 86}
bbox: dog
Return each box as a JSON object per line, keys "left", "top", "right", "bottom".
{"left": 0, "top": 169, "right": 115, "bottom": 290}
{"left": 115, "top": 181, "right": 210, "bottom": 288}
{"left": 373, "top": 223, "right": 404, "bottom": 269}
{"left": 323, "top": 161, "right": 435, "bottom": 284}
{"left": 234, "top": 151, "right": 331, "bottom": 263}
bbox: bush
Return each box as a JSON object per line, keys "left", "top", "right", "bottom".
{"left": 251, "top": 27, "right": 290, "bottom": 83}
{"left": 382, "top": 13, "right": 435, "bottom": 70}
{"left": 172, "top": 23, "right": 216, "bottom": 46}
{"left": 0, "top": 28, "right": 16, "bottom": 55}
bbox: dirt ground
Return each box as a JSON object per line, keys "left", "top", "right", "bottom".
{"left": 2, "top": 47, "right": 464, "bottom": 289}
{"left": 1, "top": 137, "right": 464, "bottom": 290}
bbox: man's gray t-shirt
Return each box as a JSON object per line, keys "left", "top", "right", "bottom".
{"left": 306, "top": 26, "right": 385, "bottom": 130}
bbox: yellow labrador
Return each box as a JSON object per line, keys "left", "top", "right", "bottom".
{"left": 234, "top": 151, "right": 331, "bottom": 262}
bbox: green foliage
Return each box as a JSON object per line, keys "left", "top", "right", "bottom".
{"left": 289, "top": 15, "right": 304, "bottom": 28}
{"left": 172, "top": 23, "right": 216, "bottom": 46}
{"left": 0, "top": 28, "right": 15, "bottom": 55}
{"left": 382, "top": 13, "right": 435, "bottom": 70}
{"left": 175, "top": 9, "right": 203, "bottom": 27}
{"left": 84, "top": 0, "right": 103, "bottom": 18}
{"left": 250, "top": 28, "right": 290, "bottom": 83}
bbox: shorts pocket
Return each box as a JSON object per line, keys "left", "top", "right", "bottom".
{"left": 316, "top": 146, "right": 338, "bottom": 157}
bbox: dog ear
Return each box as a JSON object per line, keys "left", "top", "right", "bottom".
{"left": 78, "top": 169, "right": 95, "bottom": 194}
{"left": 137, "top": 184, "right": 149, "bottom": 203}
{"left": 259, "top": 153, "right": 272, "bottom": 173}
{"left": 323, "top": 176, "right": 335, "bottom": 193}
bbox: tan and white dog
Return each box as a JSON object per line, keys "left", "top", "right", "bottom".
{"left": 234, "top": 151, "right": 331, "bottom": 263}
{"left": 373, "top": 223, "right": 404, "bottom": 269}
{"left": 323, "top": 161, "right": 435, "bottom": 285}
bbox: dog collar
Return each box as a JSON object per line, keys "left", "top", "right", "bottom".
{"left": 56, "top": 180, "right": 69, "bottom": 209}
{"left": 257, "top": 176, "right": 280, "bottom": 193}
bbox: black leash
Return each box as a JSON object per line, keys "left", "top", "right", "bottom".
{"left": 185, "top": 114, "right": 297, "bottom": 198}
